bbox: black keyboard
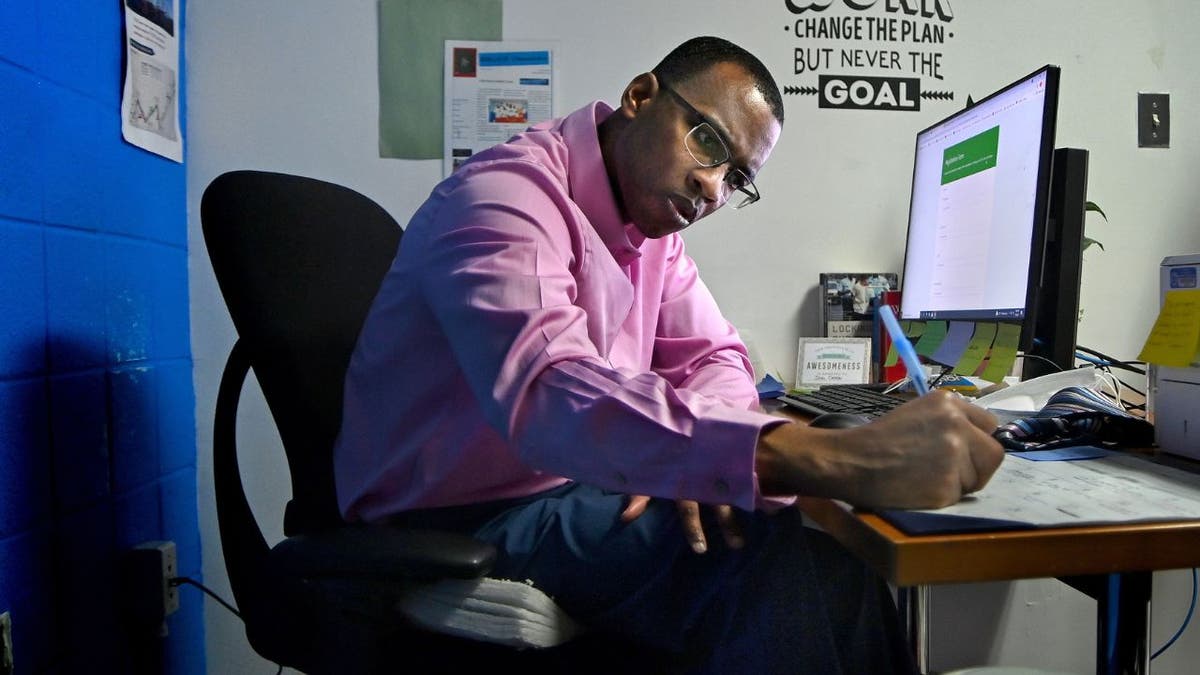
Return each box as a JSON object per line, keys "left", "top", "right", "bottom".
{"left": 777, "top": 385, "right": 906, "bottom": 420}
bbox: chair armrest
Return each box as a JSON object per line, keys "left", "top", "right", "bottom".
{"left": 269, "top": 525, "right": 497, "bottom": 582}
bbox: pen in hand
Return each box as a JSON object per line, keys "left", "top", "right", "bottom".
{"left": 878, "top": 304, "right": 929, "bottom": 396}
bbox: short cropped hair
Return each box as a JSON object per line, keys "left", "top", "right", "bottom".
{"left": 651, "top": 36, "right": 784, "bottom": 126}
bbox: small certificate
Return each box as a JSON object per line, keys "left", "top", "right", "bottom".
{"left": 795, "top": 338, "right": 872, "bottom": 389}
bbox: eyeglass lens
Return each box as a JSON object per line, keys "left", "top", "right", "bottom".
{"left": 684, "top": 124, "right": 758, "bottom": 207}
{"left": 684, "top": 123, "right": 729, "bottom": 167}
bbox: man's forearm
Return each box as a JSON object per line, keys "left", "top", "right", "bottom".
{"left": 754, "top": 391, "right": 1005, "bottom": 510}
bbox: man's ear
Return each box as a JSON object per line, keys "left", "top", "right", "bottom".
{"left": 618, "top": 72, "right": 658, "bottom": 119}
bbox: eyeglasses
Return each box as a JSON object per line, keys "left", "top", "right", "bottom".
{"left": 657, "top": 79, "right": 761, "bottom": 209}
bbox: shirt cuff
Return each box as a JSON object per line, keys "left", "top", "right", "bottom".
{"left": 687, "top": 408, "right": 793, "bottom": 512}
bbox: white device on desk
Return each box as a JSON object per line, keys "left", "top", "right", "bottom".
{"left": 1150, "top": 253, "right": 1200, "bottom": 459}
{"left": 972, "top": 366, "right": 1108, "bottom": 424}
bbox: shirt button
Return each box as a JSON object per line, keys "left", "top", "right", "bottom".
{"left": 713, "top": 478, "right": 730, "bottom": 495}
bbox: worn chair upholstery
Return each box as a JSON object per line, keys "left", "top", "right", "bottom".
{"left": 201, "top": 170, "right": 672, "bottom": 674}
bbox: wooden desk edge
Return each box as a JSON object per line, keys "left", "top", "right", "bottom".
{"left": 797, "top": 496, "right": 1200, "bottom": 587}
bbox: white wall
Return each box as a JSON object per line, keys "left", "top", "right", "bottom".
{"left": 186, "top": 1, "right": 1200, "bottom": 672}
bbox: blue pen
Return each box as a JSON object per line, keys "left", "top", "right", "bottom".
{"left": 878, "top": 304, "right": 929, "bottom": 396}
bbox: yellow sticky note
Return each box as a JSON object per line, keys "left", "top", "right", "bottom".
{"left": 979, "top": 323, "right": 1022, "bottom": 383}
{"left": 1138, "top": 289, "right": 1200, "bottom": 367}
{"left": 954, "top": 322, "right": 998, "bottom": 376}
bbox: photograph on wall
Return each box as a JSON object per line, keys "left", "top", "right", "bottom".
{"left": 818, "top": 272, "right": 898, "bottom": 338}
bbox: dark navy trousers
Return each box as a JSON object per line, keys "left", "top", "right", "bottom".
{"left": 395, "top": 482, "right": 916, "bottom": 674}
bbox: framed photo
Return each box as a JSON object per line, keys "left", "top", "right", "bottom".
{"left": 795, "top": 337, "right": 872, "bottom": 389}
{"left": 818, "top": 272, "right": 898, "bottom": 338}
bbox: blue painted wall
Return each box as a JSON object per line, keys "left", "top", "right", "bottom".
{"left": 0, "top": 2, "right": 203, "bottom": 673}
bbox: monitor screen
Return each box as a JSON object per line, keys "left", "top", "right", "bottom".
{"left": 899, "top": 65, "right": 1060, "bottom": 325}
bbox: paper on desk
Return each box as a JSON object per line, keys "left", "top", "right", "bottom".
{"left": 906, "top": 451, "right": 1200, "bottom": 527}
{"left": 1138, "top": 288, "right": 1200, "bottom": 368}
{"left": 1010, "top": 446, "right": 1114, "bottom": 461}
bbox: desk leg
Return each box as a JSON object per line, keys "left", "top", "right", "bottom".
{"left": 1095, "top": 571, "right": 1152, "bottom": 675}
{"left": 898, "top": 585, "right": 931, "bottom": 674}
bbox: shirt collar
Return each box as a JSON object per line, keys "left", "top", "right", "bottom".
{"left": 561, "top": 101, "right": 645, "bottom": 266}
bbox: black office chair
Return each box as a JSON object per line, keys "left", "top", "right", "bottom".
{"left": 201, "top": 170, "right": 672, "bottom": 674}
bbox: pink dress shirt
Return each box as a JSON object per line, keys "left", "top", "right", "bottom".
{"left": 334, "top": 101, "right": 786, "bottom": 522}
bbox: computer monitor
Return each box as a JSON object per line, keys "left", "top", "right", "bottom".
{"left": 898, "top": 65, "right": 1075, "bottom": 375}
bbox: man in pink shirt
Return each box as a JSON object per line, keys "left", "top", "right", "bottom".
{"left": 335, "top": 36, "right": 1002, "bottom": 672}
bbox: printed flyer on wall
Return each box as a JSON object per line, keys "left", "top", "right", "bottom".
{"left": 443, "top": 40, "right": 556, "bottom": 176}
{"left": 120, "top": 0, "right": 182, "bottom": 162}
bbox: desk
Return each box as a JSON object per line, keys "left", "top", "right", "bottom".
{"left": 797, "top": 495, "right": 1200, "bottom": 675}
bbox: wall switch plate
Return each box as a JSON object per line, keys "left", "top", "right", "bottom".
{"left": 1138, "top": 92, "right": 1170, "bottom": 147}
{"left": 1, "top": 611, "right": 12, "bottom": 675}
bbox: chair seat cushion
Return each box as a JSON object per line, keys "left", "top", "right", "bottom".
{"left": 397, "top": 577, "right": 582, "bottom": 648}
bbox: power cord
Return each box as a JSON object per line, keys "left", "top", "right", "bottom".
{"left": 170, "top": 576, "right": 241, "bottom": 619}
{"left": 1151, "top": 568, "right": 1198, "bottom": 660}
{"left": 170, "top": 576, "right": 286, "bottom": 673}
{"left": 927, "top": 365, "right": 955, "bottom": 389}
{"left": 1092, "top": 366, "right": 1148, "bottom": 413}
{"left": 1092, "top": 368, "right": 1124, "bottom": 407}
{"left": 1021, "top": 352, "right": 1065, "bottom": 372}
{"left": 1071, "top": 348, "right": 1149, "bottom": 413}
{"left": 1075, "top": 344, "right": 1147, "bottom": 375}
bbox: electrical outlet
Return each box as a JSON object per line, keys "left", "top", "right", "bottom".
{"left": 124, "top": 541, "right": 180, "bottom": 632}
{"left": 1, "top": 611, "right": 13, "bottom": 675}
{"left": 156, "top": 540, "right": 181, "bottom": 616}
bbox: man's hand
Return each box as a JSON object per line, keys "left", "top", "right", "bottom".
{"left": 756, "top": 389, "right": 1004, "bottom": 510}
{"left": 621, "top": 495, "right": 744, "bottom": 554}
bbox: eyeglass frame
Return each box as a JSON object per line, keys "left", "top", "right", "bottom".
{"left": 654, "top": 76, "right": 761, "bottom": 209}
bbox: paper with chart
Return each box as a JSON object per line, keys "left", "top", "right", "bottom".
{"left": 443, "top": 40, "right": 555, "bottom": 176}
{"left": 911, "top": 451, "right": 1200, "bottom": 527}
{"left": 120, "top": 0, "right": 182, "bottom": 162}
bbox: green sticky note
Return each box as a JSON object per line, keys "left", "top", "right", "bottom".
{"left": 905, "top": 320, "right": 926, "bottom": 340}
{"left": 378, "top": 0, "right": 503, "bottom": 159}
{"left": 886, "top": 320, "right": 925, "bottom": 366}
{"left": 913, "top": 320, "right": 947, "bottom": 357}
{"left": 884, "top": 342, "right": 900, "bottom": 367}
{"left": 954, "top": 322, "right": 998, "bottom": 376}
{"left": 978, "top": 322, "right": 1022, "bottom": 383}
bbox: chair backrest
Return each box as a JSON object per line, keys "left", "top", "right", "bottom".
{"left": 201, "top": 170, "right": 402, "bottom": 534}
